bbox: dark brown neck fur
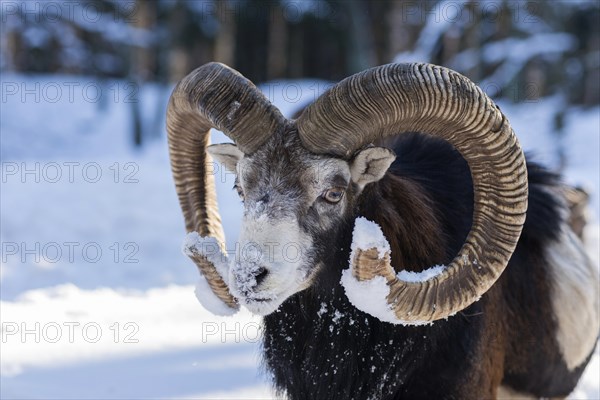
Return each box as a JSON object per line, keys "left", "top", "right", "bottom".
{"left": 359, "top": 173, "right": 448, "bottom": 272}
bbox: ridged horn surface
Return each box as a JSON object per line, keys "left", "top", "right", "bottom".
{"left": 298, "top": 63, "right": 528, "bottom": 322}
{"left": 167, "top": 62, "right": 285, "bottom": 309}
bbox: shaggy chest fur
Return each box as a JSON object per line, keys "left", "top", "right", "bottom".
{"left": 262, "top": 286, "right": 487, "bottom": 400}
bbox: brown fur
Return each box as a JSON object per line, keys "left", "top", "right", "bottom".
{"left": 359, "top": 174, "right": 447, "bottom": 272}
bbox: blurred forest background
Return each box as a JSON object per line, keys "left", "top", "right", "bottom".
{"left": 1, "top": 0, "right": 599, "bottom": 146}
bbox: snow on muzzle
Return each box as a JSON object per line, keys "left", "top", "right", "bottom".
{"left": 229, "top": 218, "right": 313, "bottom": 314}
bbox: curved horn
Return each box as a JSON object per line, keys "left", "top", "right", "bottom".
{"left": 167, "top": 62, "right": 285, "bottom": 310}
{"left": 297, "top": 63, "right": 528, "bottom": 323}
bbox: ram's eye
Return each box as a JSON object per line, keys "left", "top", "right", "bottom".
{"left": 323, "top": 187, "right": 345, "bottom": 204}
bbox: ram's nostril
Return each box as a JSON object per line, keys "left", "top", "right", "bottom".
{"left": 255, "top": 267, "right": 269, "bottom": 286}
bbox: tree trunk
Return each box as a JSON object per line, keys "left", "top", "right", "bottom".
{"left": 267, "top": 4, "right": 287, "bottom": 80}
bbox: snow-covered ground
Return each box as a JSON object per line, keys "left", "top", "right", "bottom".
{"left": 1, "top": 75, "right": 598, "bottom": 399}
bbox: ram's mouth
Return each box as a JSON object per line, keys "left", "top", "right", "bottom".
{"left": 235, "top": 276, "right": 308, "bottom": 316}
{"left": 241, "top": 296, "right": 286, "bottom": 315}
{"left": 245, "top": 297, "right": 272, "bottom": 303}
{"left": 229, "top": 281, "right": 283, "bottom": 314}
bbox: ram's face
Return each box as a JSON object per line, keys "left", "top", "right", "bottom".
{"left": 208, "top": 132, "right": 395, "bottom": 315}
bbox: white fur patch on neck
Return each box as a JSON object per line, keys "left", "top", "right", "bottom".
{"left": 547, "top": 226, "right": 599, "bottom": 370}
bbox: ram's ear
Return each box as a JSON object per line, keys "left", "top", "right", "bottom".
{"left": 350, "top": 147, "right": 396, "bottom": 189}
{"left": 207, "top": 143, "right": 244, "bottom": 172}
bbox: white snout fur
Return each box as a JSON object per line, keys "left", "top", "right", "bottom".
{"left": 229, "top": 217, "right": 314, "bottom": 315}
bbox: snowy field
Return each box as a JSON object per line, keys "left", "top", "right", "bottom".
{"left": 1, "top": 75, "right": 598, "bottom": 399}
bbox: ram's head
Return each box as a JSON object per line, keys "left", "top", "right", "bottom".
{"left": 167, "top": 63, "right": 528, "bottom": 323}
